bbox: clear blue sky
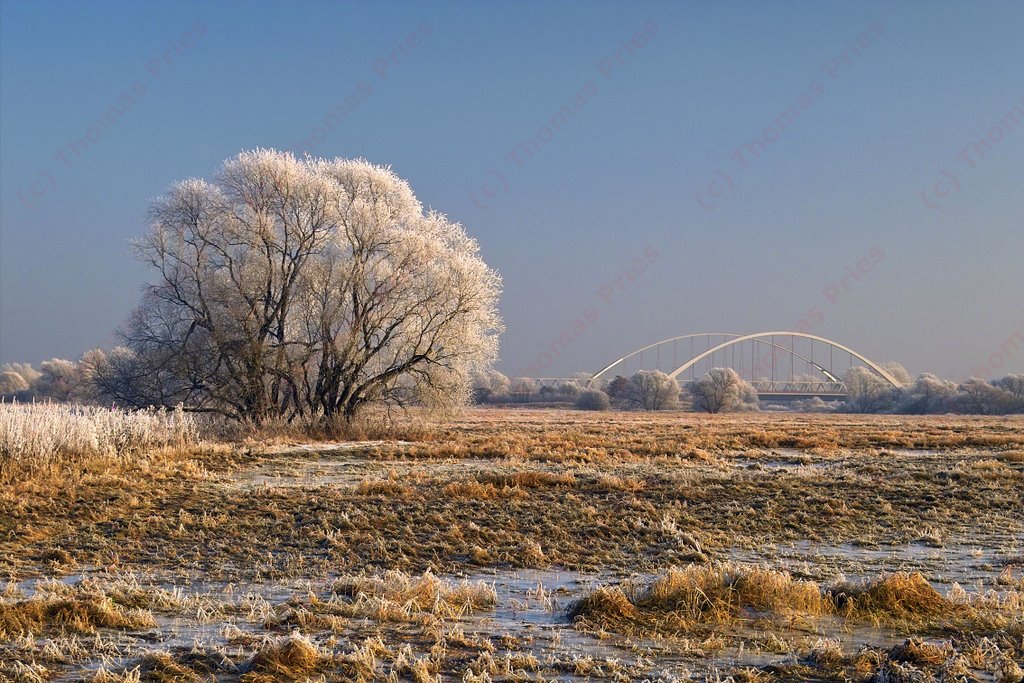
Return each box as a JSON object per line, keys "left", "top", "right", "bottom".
{"left": 1, "top": 0, "right": 1022, "bottom": 380}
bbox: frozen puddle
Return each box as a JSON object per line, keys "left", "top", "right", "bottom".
{"left": 262, "top": 440, "right": 414, "bottom": 455}
{"left": 724, "top": 537, "right": 1021, "bottom": 587}
{"left": 224, "top": 451, "right": 553, "bottom": 490}
{"left": 226, "top": 462, "right": 365, "bottom": 489}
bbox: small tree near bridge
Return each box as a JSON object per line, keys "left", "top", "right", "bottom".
{"left": 687, "top": 368, "right": 759, "bottom": 413}
{"left": 624, "top": 371, "right": 680, "bottom": 411}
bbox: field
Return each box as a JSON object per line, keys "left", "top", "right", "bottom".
{"left": 2, "top": 409, "right": 1023, "bottom": 682}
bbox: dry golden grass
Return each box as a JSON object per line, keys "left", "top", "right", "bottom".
{"left": 331, "top": 570, "right": 497, "bottom": 619}
{"left": 2, "top": 410, "right": 1021, "bottom": 580}
{"left": 134, "top": 652, "right": 203, "bottom": 683}
{"left": 995, "top": 449, "right": 1024, "bottom": 463}
{"left": 832, "top": 572, "right": 959, "bottom": 625}
{"left": 570, "top": 563, "right": 828, "bottom": 634}
{"left": 354, "top": 477, "right": 413, "bottom": 497}
{"left": 482, "top": 470, "right": 576, "bottom": 488}
{"left": 242, "top": 634, "right": 323, "bottom": 682}
{"left": 264, "top": 570, "right": 497, "bottom": 636}
{"left": 889, "top": 638, "right": 951, "bottom": 665}
{"left": 441, "top": 480, "right": 511, "bottom": 499}
{"left": 572, "top": 565, "right": 1022, "bottom": 637}
{"left": 0, "top": 592, "right": 156, "bottom": 637}
{"left": 1, "top": 409, "right": 1022, "bottom": 681}
{"left": 647, "top": 564, "right": 826, "bottom": 618}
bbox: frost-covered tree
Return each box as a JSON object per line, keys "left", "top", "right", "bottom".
{"left": 509, "top": 378, "right": 537, "bottom": 403}
{"left": 554, "top": 380, "right": 581, "bottom": 400}
{"left": 625, "top": 370, "right": 680, "bottom": 411}
{"left": 35, "top": 359, "right": 80, "bottom": 401}
{"left": 73, "top": 349, "right": 110, "bottom": 402}
{"left": 90, "top": 346, "right": 179, "bottom": 407}
{"left": 882, "top": 362, "right": 913, "bottom": 386}
{"left": 108, "top": 150, "right": 502, "bottom": 423}
{"left": 991, "top": 376, "right": 1024, "bottom": 403}
{"left": 687, "top": 368, "right": 759, "bottom": 413}
{"left": 2, "top": 356, "right": 98, "bottom": 402}
{"left": 605, "top": 375, "right": 630, "bottom": 405}
{"left": 470, "top": 369, "right": 510, "bottom": 404}
{"left": 895, "top": 374, "right": 959, "bottom": 414}
{"left": 998, "top": 378, "right": 1024, "bottom": 414}
{"left": 1, "top": 363, "right": 40, "bottom": 389}
{"left": 534, "top": 381, "right": 580, "bottom": 402}
{"left": 791, "top": 396, "right": 834, "bottom": 413}
{"left": 0, "top": 370, "right": 29, "bottom": 395}
{"left": 571, "top": 371, "right": 597, "bottom": 385}
{"left": 957, "top": 378, "right": 1013, "bottom": 415}
{"left": 842, "top": 367, "right": 899, "bottom": 413}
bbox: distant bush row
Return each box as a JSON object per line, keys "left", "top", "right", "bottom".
{"left": 472, "top": 368, "right": 760, "bottom": 413}
{"left": 470, "top": 367, "right": 1024, "bottom": 415}
{"left": 4, "top": 357, "right": 1022, "bottom": 416}
{"left": 1, "top": 355, "right": 104, "bottom": 403}
{"left": 838, "top": 367, "right": 1024, "bottom": 415}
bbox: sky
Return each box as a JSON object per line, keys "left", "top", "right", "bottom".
{"left": 1, "top": 0, "right": 1022, "bottom": 381}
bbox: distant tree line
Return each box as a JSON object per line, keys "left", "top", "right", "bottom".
{"left": 469, "top": 367, "right": 760, "bottom": 413}
{"left": 465, "top": 365, "right": 1024, "bottom": 415}
{"left": 1, "top": 355, "right": 106, "bottom": 403}
{"left": 5, "top": 356, "right": 1022, "bottom": 416}
{"left": 840, "top": 367, "right": 1024, "bottom": 415}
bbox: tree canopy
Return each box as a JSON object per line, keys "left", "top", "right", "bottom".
{"left": 104, "top": 150, "right": 502, "bottom": 423}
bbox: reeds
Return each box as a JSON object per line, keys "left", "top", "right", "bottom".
{"left": 831, "top": 572, "right": 958, "bottom": 625}
{"left": 0, "top": 401, "right": 198, "bottom": 482}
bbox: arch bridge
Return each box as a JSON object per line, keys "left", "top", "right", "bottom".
{"left": 567, "top": 332, "right": 903, "bottom": 400}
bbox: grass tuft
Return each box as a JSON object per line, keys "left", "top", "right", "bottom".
{"left": 0, "top": 593, "right": 157, "bottom": 636}
{"left": 243, "top": 634, "right": 323, "bottom": 682}
{"left": 571, "top": 565, "right": 1012, "bottom": 637}
{"left": 832, "top": 572, "right": 958, "bottom": 625}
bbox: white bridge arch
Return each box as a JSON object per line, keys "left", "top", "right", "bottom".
{"left": 583, "top": 331, "right": 903, "bottom": 398}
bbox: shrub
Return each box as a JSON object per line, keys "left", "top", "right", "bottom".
{"left": 575, "top": 390, "right": 611, "bottom": 411}
{"left": 0, "top": 371, "right": 29, "bottom": 395}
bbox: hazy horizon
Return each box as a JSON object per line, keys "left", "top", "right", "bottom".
{"left": 2, "top": 0, "right": 1022, "bottom": 381}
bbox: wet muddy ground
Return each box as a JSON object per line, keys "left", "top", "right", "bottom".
{"left": 1, "top": 411, "right": 1022, "bottom": 681}
{"left": 4, "top": 566, "right": 990, "bottom": 682}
